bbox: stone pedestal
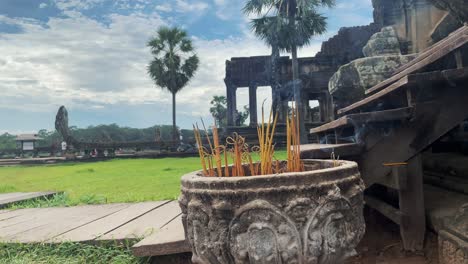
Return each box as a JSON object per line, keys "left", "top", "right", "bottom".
{"left": 179, "top": 160, "right": 366, "bottom": 264}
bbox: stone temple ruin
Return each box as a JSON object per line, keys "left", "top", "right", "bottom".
{"left": 222, "top": 0, "right": 468, "bottom": 263}
{"left": 224, "top": 0, "right": 466, "bottom": 129}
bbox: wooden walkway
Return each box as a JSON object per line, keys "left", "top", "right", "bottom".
{"left": 0, "top": 201, "right": 182, "bottom": 245}
{"left": 0, "top": 192, "right": 60, "bottom": 209}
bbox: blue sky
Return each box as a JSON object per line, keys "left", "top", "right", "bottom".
{"left": 0, "top": 0, "right": 373, "bottom": 133}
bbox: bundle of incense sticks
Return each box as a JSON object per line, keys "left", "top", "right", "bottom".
{"left": 286, "top": 105, "right": 304, "bottom": 173}
{"left": 194, "top": 104, "right": 304, "bottom": 177}
{"left": 257, "top": 106, "right": 279, "bottom": 175}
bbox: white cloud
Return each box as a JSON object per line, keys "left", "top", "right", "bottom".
{"left": 176, "top": 0, "right": 209, "bottom": 13}
{"left": 39, "top": 3, "right": 48, "bottom": 9}
{"left": 53, "top": 0, "right": 104, "bottom": 11}
{"left": 0, "top": 12, "right": 167, "bottom": 113}
{"left": 0, "top": 10, "right": 272, "bottom": 125}
{"left": 155, "top": 3, "right": 172, "bottom": 12}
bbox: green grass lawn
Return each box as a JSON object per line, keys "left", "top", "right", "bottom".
{"left": 0, "top": 152, "right": 288, "bottom": 262}
{"left": 0, "top": 242, "right": 149, "bottom": 264}
{"left": 0, "top": 151, "right": 287, "bottom": 206}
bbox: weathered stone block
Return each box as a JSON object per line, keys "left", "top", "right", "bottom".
{"left": 438, "top": 203, "right": 468, "bottom": 264}
{"left": 329, "top": 54, "right": 416, "bottom": 106}
{"left": 179, "top": 160, "right": 366, "bottom": 264}
{"left": 438, "top": 231, "right": 468, "bottom": 264}
{"left": 363, "top": 27, "right": 401, "bottom": 57}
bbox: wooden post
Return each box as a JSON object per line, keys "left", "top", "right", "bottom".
{"left": 406, "top": 88, "right": 414, "bottom": 107}
{"left": 398, "top": 154, "right": 426, "bottom": 251}
{"left": 454, "top": 49, "right": 463, "bottom": 69}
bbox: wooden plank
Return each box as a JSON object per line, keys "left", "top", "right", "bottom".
{"left": 98, "top": 201, "right": 181, "bottom": 242}
{"left": 0, "top": 208, "right": 44, "bottom": 222}
{"left": 338, "top": 68, "right": 468, "bottom": 115}
{"left": 0, "top": 207, "right": 67, "bottom": 240}
{"left": 300, "top": 143, "right": 364, "bottom": 159}
{"left": 132, "top": 215, "right": 191, "bottom": 257}
{"left": 365, "top": 33, "right": 468, "bottom": 95}
{"left": 364, "top": 195, "right": 402, "bottom": 225}
{"left": 392, "top": 25, "right": 467, "bottom": 76}
{"left": 0, "top": 192, "right": 60, "bottom": 209}
{"left": 1, "top": 204, "right": 128, "bottom": 243}
{"left": 0, "top": 193, "right": 33, "bottom": 201}
{"left": 51, "top": 201, "right": 170, "bottom": 243}
{"left": 338, "top": 76, "right": 410, "bottom": 115}
{"left": 0, "top": 208, "right": 56, "bottom": 228}
{"left": 311, "top": 107, "right": 413, "bottom": 134}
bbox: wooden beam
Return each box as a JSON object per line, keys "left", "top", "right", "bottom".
{"left": 338, "top": 68, "right": 468, "bottom": 115}
{"left": 365, "top": 29, "right": 467, "bottom": 95}
{"left": 364, "top": 195, "right": 402, "bottom": 225}
{"left": 300, "top": 143, "right": 364, "bottom": 159}
{"left": 338, "top": 76, "right": 410, "bottom": 115}
{"left": 312, "top": 107, "right": 413, "bottom": 134}
{"left": 455, "top": 49, "right": 463, "bottom": 69}
{"left": 393, "top": 25, "right": 467, "bottom": 76}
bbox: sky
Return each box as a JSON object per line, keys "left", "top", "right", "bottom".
{"left": 0, "top": 0, "right": 373, "bottom": 133}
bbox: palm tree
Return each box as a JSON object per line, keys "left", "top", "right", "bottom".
{"left": 244, "top": 0, "right": 335, "bottom": 143}
{"left": 147, "top": 26, "right": 199, "bottom": 141}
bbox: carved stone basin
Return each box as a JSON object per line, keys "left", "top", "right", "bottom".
{"left": 179, "top": 159, "right": 366, "bottom": 264}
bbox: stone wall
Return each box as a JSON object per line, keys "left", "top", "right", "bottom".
{"left": 372, "top": 0, "right": 456, "bottom": 53}
{"left": 428, "top": 0, "right": 468, "bottom": 24}
{"left": 315, "top": 24, "right": 380, "bottom": 68}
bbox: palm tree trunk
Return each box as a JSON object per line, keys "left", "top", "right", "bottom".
{"left": 271, "top": 43, "right": 280, "bottom": 120}
{"left": 291, "top": 46, "right": 308, "bottom": 144}
{"left": 172, "top": 92, "right": 177, "bottom": 142}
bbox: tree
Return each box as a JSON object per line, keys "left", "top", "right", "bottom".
{"left": 209, "top": 95, "right": 249, "bottom": 127}
{"left": 147, "top": 26, "right": 200, "bottom": 141}
{"left": 243, "top": 0, "right": 335, "bottom": 143}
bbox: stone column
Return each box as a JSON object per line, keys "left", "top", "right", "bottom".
{"left": 225, "top": 80, "right": 237, "bottom": 127}
{"left": 249, "top": 84, "right": 258, "bottom": 127}
{"left": 323, "top": 92, "right": 334, "bottom": 122}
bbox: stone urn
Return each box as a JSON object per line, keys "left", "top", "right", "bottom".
{"left": 179, "top": 160, "right": 366, "bottom": 264}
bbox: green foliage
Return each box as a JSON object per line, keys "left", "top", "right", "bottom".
{"left": 0, "top": 242, "right": 149, "bottom": 264}
{"left": 243, "top": 0, "right": 335, "bottom": 52}
{"left": 209, "top": 95, "right": 249, "bottom": 127}
{"left": 147, "top": 27, "right": 199, "bottom": 95}
{"left": 0, "top": 124, "right": 188, "bottom": 151}
{"left": 0, "top": 133, "right": 16, "bottom": 149}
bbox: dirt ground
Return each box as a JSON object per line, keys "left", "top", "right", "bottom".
{"left": 347, "top": 208, "right": 439, "bottom": 264}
